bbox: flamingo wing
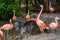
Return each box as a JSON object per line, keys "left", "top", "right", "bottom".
{"left": 36, "top": 20, "right": 46, "bottom": 30}
{"left": 1, "top": 24, "right": 11, "bottom": 30}
{"left": 40, "top": 23, "right": 46, "bottom": 30}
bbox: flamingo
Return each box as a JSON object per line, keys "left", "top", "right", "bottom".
{"left": 0, "top": 19, "right": 13, "bottom": 40}
{"left": 0, "top": 19, "right": 14, "bottom": 30}
{"left": 12, "top": 10, "right": 17, "bottom": 21}
{"left": 36, "top": 5, "right": 46, "bottom": 35}
{"left": 49, "top": 17, "right": 59, "bottom": 34}
{"left": 25, "top": 9, "right": 31, "bottom": 20}
{"left": 49, "top": 2, "right": 55, "bottom": 12}
{"left": 24, "top": 5, "right": 47, "bottom": 36}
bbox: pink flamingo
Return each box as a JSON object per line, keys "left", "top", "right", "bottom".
{"left": 49, "top": 2, "right": 55, "bottom": 12}
{"left": 25, "top": 9, "right": 31, "bottom": 20}
{"left": 49, "top": 17, "right": 59, "bottom": 34}
{"left": 36, "top": 5, "right": 46, "bottom": 34}
{"left": 0, "top": 19, "right": 14, "bottom": 40}
{"left": 0, "top": 19, "right": 14, "bottom": 30}
{"left": 12, "top": 10, "right": 17, "bottom": 22}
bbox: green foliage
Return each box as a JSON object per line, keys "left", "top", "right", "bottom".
{"left": 29, "top": 5, "right": 33, "bottom": 10}
{"left": 0, "top": 0, "right": 5, "bottom": 3}
{"left": 56, "top": 0, "right": 60, "bottom": 5}
{"left": 0, "top": 3, "right": 19, "bottom": 19}
{"left": 17, "top": 11, "right": 25, "bottom": 17}
{"left": 0, "top": 0, "right": 22, "bottom": 20}
{"left": 0, "top": 3, "right": 7, "bottom": 19}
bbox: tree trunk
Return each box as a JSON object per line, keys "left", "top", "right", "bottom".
{"left": 19, "top": 0, "right": 21, "bottom": 9}
{"left": 46, "top": 0, "right": 48, "bottom": 12}
{"left": 26, "top": 0, "right": 28, "bottom": 13}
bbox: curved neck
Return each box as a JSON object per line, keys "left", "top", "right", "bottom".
{"left": 49, "top": 2, "right": 51, "bottom": 7}
{"left": 37, "top": 7, "right": 43, "bottom": 19}
{"left": 55, "top": 19, "right": 58, "bottom": 24}
{"left": 28, "top": 10, "right": 29, "bottom": 15}
{"left": 13, "top": 11, "right": 15, "bottom": 16}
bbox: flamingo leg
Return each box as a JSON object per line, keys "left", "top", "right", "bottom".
{"left": 25, "top": 27, "right": 30, "bottom": 38}
{"left": 26, "top": 31, "right": 30, "bottom": 38}
{"left": 12, "top": 31, "right": 16, "bottom": 40}
{"left": 50, "top": 29, "right": 54, "bottom": 35}
{"left": 6, "top": 30, "right": 9, "bottom": 40}
{"left": 0, "top": 37, "right": 2, "bottom": 40}
{"left": 3, "top": 31, "right": 6, "bottom": 40}
{"left": 19, "top": 28, "right": 22, "bottom": 40}
{"left": 19, "top": 34, "right": 22, "bottom": 40}
{"left": 13, "top": 34, "right": 16, "bottom": 40}
{"left": 40, "top": 29, "right": 45, "bottom": 37}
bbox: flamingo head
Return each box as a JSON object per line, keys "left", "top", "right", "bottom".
{"left": 40, "top": 5, "right": 43, "bottom": 8}
{"left": 13, "top": 10, "right": 15, "bottom": 16}
{"left": 13, "top": 10, "right": 15, "bottom": 12}
{"left": 55, "top": 17, "right": 59, "bottom": 20}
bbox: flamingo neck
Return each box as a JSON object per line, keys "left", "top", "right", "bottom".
{"left": 49, "top": 2, "right": 51, "bottom": 7}
{"left": 28, "top": 10, "right": 29, "bottom": 15}
{"left": 14, "top": 11, "right": 15, "bottom": 16}
{"left": 55, "top": 19, "right": 58, "bottom": 24}
{"left": 10, "top": 19, "right": 12, "bottom": 24}
{"left": 37, "top": 7, "right": 43, "bottom": 20}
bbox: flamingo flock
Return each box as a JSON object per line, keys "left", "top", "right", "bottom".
{"left": 0, "top": 2, "right": 59, "bottom": 40}
{"left": 24, "top": 4, "right": 59, "bottom": 37}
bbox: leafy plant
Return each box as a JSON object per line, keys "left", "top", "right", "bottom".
{"left": 0, "top": 2, "right": 20, "bottom": 20}
{"left": 56, "top": 0, "right": 60, "bottom": 5}
{"left": 17, "top": 11, "right": 25, "bottom": 17}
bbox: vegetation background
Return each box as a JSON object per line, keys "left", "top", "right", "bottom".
{"left": 0, "top": 0, "right": 60, "bottom": 20}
